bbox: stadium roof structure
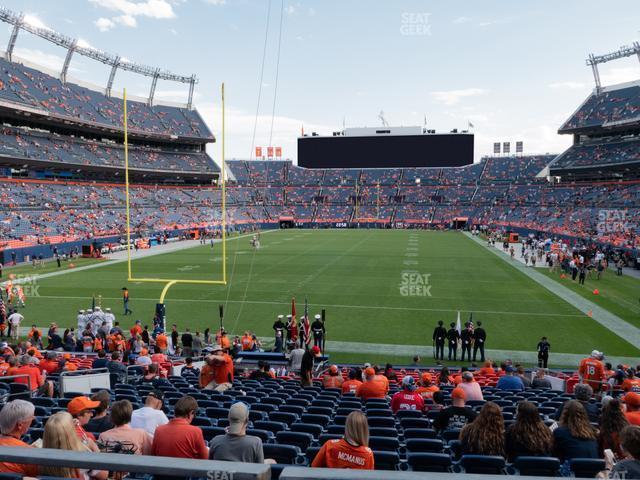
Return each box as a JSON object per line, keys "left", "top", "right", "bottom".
{"left": 587, "top": 41, "right": 640, "bottom": 92}
{"left": 0, "top": 7, "right": 198, "bottom": 109}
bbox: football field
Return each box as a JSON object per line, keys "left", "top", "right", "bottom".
{"left": 8, "top": 229, "right": 640, "bottom": 365}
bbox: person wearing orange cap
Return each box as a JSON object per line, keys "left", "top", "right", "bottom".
{"left": 241, "top": 331, "right": 254, "bottom": 351}
{"left": 67, "top": 396, "right": 101, "bottom": 449}
{"left": 622, "top": 370, "right": 640, "bottom": 393}
{"left": 416, "top": 372, "right": 440, "bottom": 400}
{"left": 322, "top": 365, "right": 344, "bottom": 389}
{"left": 579, "top": 350, "right": 605, "bottom": 393}
{"left": 625, "top": 393, "right": 640, "bottom": 426}
{"left": 356, "top": 367, "right": 388, "bottom": 400}
{"left": 300, "top": 345, "right": 321, "bottom": 387}
{"left": 342, "top": 368, "right": 363, "bottom": 395}
{"left": 433, "top": 387, "right": 477, "bottom": 432}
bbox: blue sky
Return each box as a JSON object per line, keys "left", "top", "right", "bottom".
{"left": 2, "top": 0, "right": 640, "bottom": 164}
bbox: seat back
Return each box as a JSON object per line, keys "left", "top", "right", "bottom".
{"left": 512, "top": 456, "right": 561, "bottom": 476}
{"left": 460, "top": 455, "right": 506, "bottom": 474}
{"left": 407, "top": 452, "right": 452, "bottom": 472}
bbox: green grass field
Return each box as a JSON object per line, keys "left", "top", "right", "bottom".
{"left": 6, "top": 229, "right": 639, "bottom": 364}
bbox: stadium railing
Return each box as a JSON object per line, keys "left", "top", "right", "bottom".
{"left": 0, "top": 446, "right": 271, "bottom": 480}
{"left": 279, "top": 466, "right": 557, "bottom": 479}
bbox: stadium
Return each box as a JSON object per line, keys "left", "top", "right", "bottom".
{"left": 0, "top": 2, "right": 638, "bottom": 479}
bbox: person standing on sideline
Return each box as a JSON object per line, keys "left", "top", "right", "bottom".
{"left": 473, "top": 321, "right": 486, "bottom": 363}
{"left": 7, "top": 309, "right": 23, "bottom": 341}
{"left": 122, "top": 287, "right": 132, "bottom": 316}
{"left": 447, "top": 322, "right": 459, "bottom": 361}
{"left": 272, "top": 315, "right": 285, "bottom": 344}
{"left": 579, "top": 265, "right": 586, "bottom": 285}
{"left": 432, "top": 320, "right": 446, "bottom": 361}
{"left": 537, "top": 337, "right": 550, "bottom": 368}
{"left": 311, "top": 314, "right": 325, "bottom": 349}
{"left": 460, "top": 323, "right": 473, "bottom": 362}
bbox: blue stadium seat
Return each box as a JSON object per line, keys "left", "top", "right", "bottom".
{"left": 367, "top": 416, "right": 395, "bottom": 428}
{"left": 318, "top": 434, "right": 343, "bottom": 444}
{"left": 201, "top": 426, "right": 226, "bottom": 441}
{"left": 278, "top": 405, "right": 305, "bottom": 416}
{"left": 405, "top": 438, "right": 444, "bottom": 453}
{"left": 366, "top": 408, "right": 393, "bottom": 417}
{"left": 441, "top": 429, "right": 461, "bottom": 443}
{"left": 269, "top": 411, "right": 298, "bottom": 426}
{"left": 246, "top": 429, "right": 274, "bottom": 443}
{"left": 205, "top": 407, "right": 229, "bottom": 419}
{"left": 263, "top": 444, "right": 301, "bottom": 464}
{"left": 407, "top": 452, "right": 453, "bottom": 472}
{"left": 373, "top": 450, "right": 400, "bottom": 470}
{"left": 191, "top": 416, "right": 214, "bottom": 427}
{"left": 310, "top": 400, "right": 335, "bottom": 409}
{"left": 460, "top": 455, "right": 506, "bottom": 474}
{"left": 252, "top": 403, "right": 277, "bottom": 414}
{"left": 300, "top": 414, "right": 331, "bottom": 427}
{"left": 290, "top": 422, "right": 322, "bottom": 438}
{"left": 511, "top": 456, "right": 561, "bottom": 476}
{"left": 403, "top": 428, "right": 437, "bottom": 439}
{"left": 400, "top": 417, "right": 431, "bottom": 429}
{"left": 326, "top": 424, "right": 345, "bottom": 435}
{"left": 253, "top": 420, "right": 287, "bottom": 434}
{"left": 275, "top": 431, "right": 314, "bottom": 451}
{"left": 368, "top": 427, "right": 399, "bottom": 438}
{"left": 569, "top": 458, "right": 606, "bottom": 478}
{"left": 395, "top": 409, "right": 423, "bottom": 419}
{"left": 306, "top": 406, "right": 333, "bottom": 416}
{"left": 305, "top": 446, "right": 320, "bottom": 465}
{"left": 368, "top": 436, "right": 400, "bottom": 452}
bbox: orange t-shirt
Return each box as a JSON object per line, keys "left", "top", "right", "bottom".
{"left": 13, "top": 365, "right": 42, "bottom": 391}
{"left": 625, "top": 411, "right": 640, "bottom": 426}
{"left": 38, "top": 360, "right": 59, "bottom": 375}
{"left": 0, "top": 437, "right": 38, "bottom": 476}
{"left": 241, "top": 335, "right": 254, "bottom": 351}
{"left": 155, "top": 334, "right": 168, "bottom": 351}
{"left": 478, "top": 367, "right": 495, "bottom": 376}
{"left": 579, "top": 358, "right": 604, "bottom": 387}
{"left": 416, "top": 385, "right": 440, "bottom": 399}
{"left": 356, "top": 380, "right": 387, "bottom": 400}
{"left": 130, "top": 325, "right": 143, "bottom": 337}
{"left": 219, "top": 336, "right": 230, "bottom": 350}
{"left": 311, "top": 438, "right": 374, "bottom": 469}
{"left": 622, "top": 379, "right": 640, "bottom": 393}
{"left": 214, "top": 354, "right": 234, "bottom": 384}
{"left": 323, "top": 375, "right": 344, "bottom": 389}
{"left": 374, "top": 374, "right": 389, "bottom": 392}
{"left": 152, "top": 418, "right": 208, "bottom": 459}
{"left": 200, "top": 364, "right": 216, "bottom": 388}
{"left": 342, "top": 379, "right": 362, "bottom": 395}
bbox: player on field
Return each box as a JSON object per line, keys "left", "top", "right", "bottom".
{"left": 579, "top": 350, "right": 605, "bottom": 393}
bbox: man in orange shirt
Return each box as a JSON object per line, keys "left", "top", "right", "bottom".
{"left": 0, "top": 400, "right": 38, "bottom": 476}
{"left": 622, "top": 370, "right": 640, "bottom": 393}
{"left": 38, "top": 351, "right": 60, "bottom": 375}
{"left": 14, "top": 355, "right": 52, "bottom": 396}
{"left": 624, "top": 392, "right": 640, "bottom": 426}
{"left": 200, "top": 346, "right": 234, "bottom": 391}
{"left": 155, "top": 331, "right": 168, "bottom": 353}
{"left": 152, "top": 396, "right": 208, "bottom": 459}
{"left": 579, "top": 350, "right": 605, "bottom": 392}
{"left": 342, "top": 369, "right": 363, "bottom": 395}
{"left": 356, "top": 368, "right": 388, "bottom": 400}
{"left": 415, "top": 372, "right": 440, "bottom": 400}
{"left": 241, "top": 331, "right": 254, "bottom": 351}
{"left": 322, "top": 365, "right": 344, "bottom": 389}
{"left": 311, "top": 411, "right": 374, "bottom": 469}
{"left": 130, "top": 320, "right": 143, "bottom": 338}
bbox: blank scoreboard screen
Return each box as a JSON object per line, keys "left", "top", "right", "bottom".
{"left": 298, "top": 134, "right": 473, "bottom": 169}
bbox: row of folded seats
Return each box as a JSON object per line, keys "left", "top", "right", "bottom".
{"left": 12, "top": 376, "right": 607, "bottom": 475}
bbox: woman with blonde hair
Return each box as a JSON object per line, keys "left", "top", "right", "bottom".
{"left": 42, "top": 412, "right": 108, "bottom": 480}
{"left": 552, "top": 400, "right": 598, "bottom": 462}
{"left": 312, "top": 410, "right": 374, "bottom": 469}
{"left": 460, "top": 401, "right": 505, "bottom": 456}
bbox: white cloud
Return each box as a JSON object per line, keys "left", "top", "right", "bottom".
{"left": 203, "top": 0, "right": 226, "bottom": 4}
{"left": 600, "top": 66, "right": 640, "bottom": 86}
{"left": 76, "top": 38, "right": 95, "bottom": 49}
{"left": 453, "top": 16, "right": 472, "bottom": 24}
{"left": 23, "top": 13, "right": 52, "bottom": 31}
{"left": 308, "top": 7, "right": 316, "bottom": 16}
{"left": 431, "top": 88, "right": 487, "bottom": 105}
{"left": 169, "top": 27, "right": 178, "bottom": 35}
{"left": 13, "top": 48, "right": 64, "bottom": 71}
{"left": 94, "top": 17, "right": 116, "bottom": 32}
{"left": 285, "top": 5, "right": 296, "bottom": 15}
{"left": 89, "top": 0, "right": 176, "bottom": 30}
{"left": 548, "top": 81, "right": 586, "bottom": 90}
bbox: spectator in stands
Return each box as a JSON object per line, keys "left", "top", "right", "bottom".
{"left": 552, "top": 400, "right": 599, "bottom": 462}
{"left": 433, "top": 387, "right": 476, "bottom": 432}
{"left": 599, "top": 398, "right": 629, "bottom": 459}
{"left": 516, "top": 366, "right": 532, "bottom": 388}
{"left": 92, "top": 350, "right": 108, "bottom": 369}
{"left": 200, "top": 346, "right": 234, "bottom": 391}
{"left": 0, "top": 399, "right": 37, "bottom": 476}
{"left": 391, "top": 375, "right": 425, "bottom": 413}
{"left": 322, "top": 365, "right": 344, "bottom": 389}
{"left": 67, "top": 396, "right": 101, "bottom": 450}
{"left": 85, "top": 390, "right": 113, "bottom": 434}
{"left": 384, "top": 363, "right": 398, "bottom": 382}
{"left": 107, "top": 351, "right": 127, "bottom": 383}
{"left": 611, "top": 426, "right": 640, "bottom": 479}
{"left": 505, "top": 401, "right": 552, "bottom": 461}
{"left": 136, "top": 348, "right": 152, "bottom": 367}
{"left": 130, "top": 390, "right": 168, "bottom": 437}
{"left": 300, "top": 345, "right": 321, "bottom": 387}
{"left": 181, "top": 357, "right": 200, "bottom": 379}
{"left": 209, "top": 402, "right": 269, "bottom": 463}
{"left": 311, "top": 411, "right": 374, "bottom": 470}
{"left": 39, "top": 351, "right": 60, "bottom": 375}
{"left": 460, "top": 402, "right": 505, "bottom": 457}
{"left": 42, "top": 412, "right": 107, "bottom": 480}
{"left": 415, "top": 372, "right": 440, "bottom": 400}
{"left": 99, "top": 400, "right": 152, "bottom": 455}
{"left": 458, "top": 371, "right": 484, "bottom": 401}
{"left": 532, "top": 368, "right": 552, "bottom": 389}
{"left": 356, "top": 367, "right": 388, "bottom": 400}
{"left": 151, "top": 395, "right": 208, "bottom": 459}
{"left": 192, "top": 331, "right": 203, "bottom": 357}
{"left": 288, "top": 343, "right": 305, "bottom": 374}
{"left": 624, "top": 393, "right": 640, "bottom": 426}
{"left": 622, "top": 369, "right": 640, "bottom": 392}
{"left": 496, "top": 365, "right": 525, "bottom": 391}
{"left": 437, "top": 366, "right": 454, "bottom": 385}
{"left": 249, "top": 360, "right": 272, "bottom": 381}
{"left": 181, "top": 328, "right": 193, "bottom": 357}
{"left": 478, "top": 360, "right": 496, "bottom": 376}
{"left": 342, "top": 368, "right": 362, "bottom": 395}
{"left": 556, "top": 384, "right": 600, "bottom": 423}
{"left": 14, "top": 354, "right": 52, "bottom": 396}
